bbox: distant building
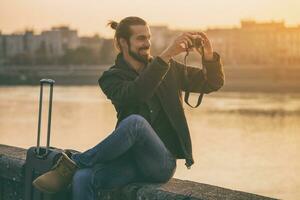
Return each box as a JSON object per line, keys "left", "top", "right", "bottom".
{"left": 24, "top": 31, "right": 42, "bottom": 56}
{"left": 206, "top": 20, "right": 300, "bottom": 65}
{"left": 80, "top": 35, "right": 104, "bottom": 52}
{"left": 0, "top": 26, "right": 81, "bottom": 64}
{"left": 0, "top": 32, "right": 4, "bottom": 64}
{"left": 40, "top": 26, "right": 80, "bottom": 58}
{"left": 41, "top": 29, "right": 64, "bottom": 57}
{"left": 5, "top": 34, "right": 24, "bottom": 58}
{"left": 51, "top": 26, "right": 80, "bottom": 49}
{"left": 98, "top": 38, "right": 118, "bottom": 64}
{"left": 1, "top": 21, "right": 300, "bottom": 65}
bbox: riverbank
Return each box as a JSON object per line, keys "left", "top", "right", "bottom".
{"left": 0, "top": 64, "right": 300, "bottom": 92}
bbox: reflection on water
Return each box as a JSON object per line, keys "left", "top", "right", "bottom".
{"left": 0, "top": 86, "right": 299, "bottom": 200}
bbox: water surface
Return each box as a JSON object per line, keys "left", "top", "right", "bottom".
{"left": 0, "top": 86, "right": 299, "bottom": 199}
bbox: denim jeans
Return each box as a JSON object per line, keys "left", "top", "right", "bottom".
{"left": 71, "top": 114, "right": 177, "bottom": 200}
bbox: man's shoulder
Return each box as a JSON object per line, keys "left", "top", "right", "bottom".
{"left": 103, "top": 63, "right": 130, "bottom": 75}
{"left": 99, "top": 64, "right": 133, "bottom": 83}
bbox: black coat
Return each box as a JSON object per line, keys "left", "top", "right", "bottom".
{"left": 98, "top": 52, "right": 225, "bottom": 168}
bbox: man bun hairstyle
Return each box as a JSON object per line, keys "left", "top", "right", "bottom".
{"left": 107, "top": 16, "right": 147, "bottom": 51}
{"left": 108, "top": 21, "right": 118, "bottom": 30}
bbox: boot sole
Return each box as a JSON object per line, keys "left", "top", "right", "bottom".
{"left": 32, "top": 179, "right": 57, "bottom": 194}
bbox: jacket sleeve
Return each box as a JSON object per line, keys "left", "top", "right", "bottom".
{"left": 173, "top": 52, "right": 225, "bottom": 94}
{"left": 98, "top": 57, "right": 170, "bottom": 105}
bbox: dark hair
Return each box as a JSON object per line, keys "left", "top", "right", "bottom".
{"left": 107, "top": 16, "right": 147, "bottom": 51}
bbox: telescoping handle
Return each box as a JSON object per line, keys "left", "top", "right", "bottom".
{"left": 36, "top": 79, "right": 55, "bottom": 158}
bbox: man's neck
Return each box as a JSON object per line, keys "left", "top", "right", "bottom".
{"left": 123, "top": 53, "right": 145, "bottom": 74}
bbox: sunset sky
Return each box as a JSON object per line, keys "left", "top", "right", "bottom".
{"left": 0, "top": 0, "right": 300, "bottom": 37}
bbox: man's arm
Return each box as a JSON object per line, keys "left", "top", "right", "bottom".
{"left": 173, "top": 52, "right": 225, "bottom": 93}
{"left": 99, "top": 31, "right": 194, "bottom": 106}
{"left": 98, "top": 57, "right": 169, "bottom": 106}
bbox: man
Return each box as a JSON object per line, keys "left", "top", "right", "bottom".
{"left": 33, "top": 16, "right": 224, "bottom": 199}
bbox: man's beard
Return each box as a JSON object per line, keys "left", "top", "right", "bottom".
{"left": 128, "top": 43, "right": 150, "bottom": 65}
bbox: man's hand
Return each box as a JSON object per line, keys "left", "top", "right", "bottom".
{"left": 159, "top": 32, "right": 195, "bottom": 63}
{"left": 192, "top": 31, "right": 214, "bottom": 61}
{"left": 159, "top": 31, "right": 214, "bottom": 63}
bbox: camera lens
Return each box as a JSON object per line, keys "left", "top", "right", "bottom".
{"left": 194, "top": 38, "right": 202, "bottom": 48}
{"left": 187, "top": 38, "right": 202, "bottom": 49}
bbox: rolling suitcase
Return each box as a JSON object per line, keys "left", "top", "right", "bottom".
{"left": 24, "top": 79, "right": 71, "bottom": 200}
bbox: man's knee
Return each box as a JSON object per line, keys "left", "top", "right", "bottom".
{"left": 123, "top": 114, "right": 149, "bottom": 128}
{"left": 118, "top": 114, "right": 153, "bottom": 139}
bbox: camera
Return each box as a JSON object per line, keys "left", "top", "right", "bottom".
{"left": 188, "top": 37, "right": 203, "bottom": 49}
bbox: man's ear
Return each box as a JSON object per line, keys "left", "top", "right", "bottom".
{"left": 119, "top": 38, "right": 128, "bottom": 51}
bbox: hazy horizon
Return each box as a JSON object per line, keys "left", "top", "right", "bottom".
{"left": 1, "top": 0, "right": 300, "bottom": 37}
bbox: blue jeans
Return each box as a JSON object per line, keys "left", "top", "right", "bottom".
{"left": 71, "top": 114, "right": 177, "bottom": 200}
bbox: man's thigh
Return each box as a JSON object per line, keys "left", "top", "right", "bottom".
{"left": 129, "top": 117, "right": 175, "bottom": 182}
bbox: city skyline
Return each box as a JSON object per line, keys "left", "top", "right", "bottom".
{"left": 1, "top": 0, "right": 300, "bottom": 37}
{"left": 1, "top": 19, "right": 299, "bottom": 38}
{"left": 1, "top": 20, "right": 300, "bottom": 66}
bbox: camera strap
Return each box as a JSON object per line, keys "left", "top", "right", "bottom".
{"left": 183, "top": 46, "right": 207, "bottom": 108}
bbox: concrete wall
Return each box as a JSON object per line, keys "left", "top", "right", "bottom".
{"left": 0, "top": 144, "right": 278, "bottom": 200}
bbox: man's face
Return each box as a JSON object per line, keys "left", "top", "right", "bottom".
{"left": 124, "top": 25, "right": 152, "bottom": 64}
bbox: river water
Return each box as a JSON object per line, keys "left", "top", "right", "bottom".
{"left": 0, "top": 86, "right": 299, "bottom": 199}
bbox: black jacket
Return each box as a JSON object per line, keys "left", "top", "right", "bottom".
{"left": 98, "top": 52, "right": 225, "bottom": 168}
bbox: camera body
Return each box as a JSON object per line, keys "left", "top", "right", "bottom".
{"left": 188, "top": 37, "right": 203, "bottom": 49}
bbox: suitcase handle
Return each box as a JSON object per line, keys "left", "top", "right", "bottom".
{"left": 36, "top": 79, "right": 55, "bottom": 158}
{"left": 40, "top": 79, "right": 55, "bottom": 85}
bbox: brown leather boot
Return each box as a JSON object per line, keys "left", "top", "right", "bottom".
{"left": 32, "top": 152, "right": 79, "bottom": 194}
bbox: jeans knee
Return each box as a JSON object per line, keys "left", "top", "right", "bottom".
{"left": 72, "top": 168, "right": 94, "bottom": 188}
{"left": 126, "top": 114, "right": 149, "bottom": 128}
{"left": 119, "top": 114, "right": 152, "bottom": 140}
{"left": 126, "top": 114, "right": 147, "bottom": 125}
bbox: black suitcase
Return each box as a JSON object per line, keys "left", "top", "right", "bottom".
{"left": 24, "top": 79, "right": 71, "bottom": 200}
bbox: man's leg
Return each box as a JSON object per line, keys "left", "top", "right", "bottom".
{"left": 33, "top": 114, "right": 176, "bottom": 194}
{"left": 72, "top": 114, "right": 176, "bottom": 182}
{"left": 72, "top": 151, "right": 143, "bottom": 200}
{"left": 72, "top": 168, "right": 94, "bottom": 200}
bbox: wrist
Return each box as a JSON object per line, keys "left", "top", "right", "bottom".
{"left": 203, "top": 52, "right": 220, "bottom": 63}
{"left": 204, "top": 52, "right": 214, "bottom": 61}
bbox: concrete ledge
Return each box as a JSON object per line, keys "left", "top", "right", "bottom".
{"left": 0, "top": 144, "right": 278, "bottom": 200}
